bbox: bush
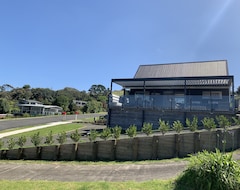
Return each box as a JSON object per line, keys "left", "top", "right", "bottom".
{"left": 44, "top": 131, "right": 54, "bottom": 145}
{"left": 126, "top": 124, "right": 137, "bottom": 138}
{"left": 57, "top": 131, "right": 67, "bottom": 145}
{"left": 100, "top": 128, "right": 112, "bottom": 140}
{"left": 216, "top": 115, "right": 230, "bottom": 130}
{"left": 158, "top": 119, "right": 170, "bottom": 135}
{"left": 7, "top": 138, "right": 16, "bottom": 150}
{"left": 142, "top": 122, "right": 153, "bottom": 136}
{"left": 70, "top": 129, "right": 81, "bottom": 143}
{"left": 31, "top": 132, "right": 42, "bottom": 147}
{"left": 0, "top": 139, "right": 4, "bottom": 149}
{"left": 174, "top": 149, "right": 240, "bottom": 190}
{"left": 186, "top": 116, "right": 198, "bottom": 132}
{"left": 88, "top": 129, "right": 98, "bottom": 142}
{"left": 201, "top": 117, "right": 216, "bottom": 131}
{"left": 16, "top": 135, "right": 27, "bottom": 148}
{"left": 112, "top": 125, "right": 122, "bottom": 141}
{"left": 172, "top": 120, "right": 183, "bottom": 133}
{"left": 232, "top": 117, "right": 240, "bottom": 125}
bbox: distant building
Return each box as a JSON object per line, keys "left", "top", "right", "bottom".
{"left": 73, "top": 100, "right": 87, "bottom": 107}
{"left": 18, "top": 100, "right": 63, "bottom": 115}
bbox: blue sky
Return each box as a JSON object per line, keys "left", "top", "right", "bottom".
{"left": 0, "top": 0, "right": 239, "bottom": 91}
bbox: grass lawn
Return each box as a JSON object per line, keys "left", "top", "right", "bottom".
{"left": 2, "top": 123, "right": 84, "bottom": 139}
{"left": 0, "top": 180, "right": 173, "bottom": 190}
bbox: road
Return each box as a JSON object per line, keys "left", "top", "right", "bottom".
{"left": 0, "top": 113, "right": 104, "bottom": 131}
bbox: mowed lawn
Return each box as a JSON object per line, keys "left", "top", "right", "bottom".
{"left": 0, "top": 180, "right": 173, "bottom": 190}
{"left": 0, "top": 123, "right": 85, "bottom": 148}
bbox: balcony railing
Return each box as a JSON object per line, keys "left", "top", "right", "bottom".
{"left": 109, "top": 94, "right": 234, "bottom": 112}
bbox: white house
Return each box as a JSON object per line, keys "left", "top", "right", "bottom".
{"left": 18, "top": 100, "right": 63, "bottom": 115}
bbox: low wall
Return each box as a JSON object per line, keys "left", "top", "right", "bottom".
{"left": 1, "top": 127, "right": 240, "bottom": 161}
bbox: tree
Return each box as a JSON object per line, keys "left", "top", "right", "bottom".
{"left": 0, "top": 98, "right": 10, "bottom": 114}
{"left": 70, "top": 129, "right": 81, "bottom": 143}
{"left": 172, "top": 120, "right": 183, "bottom": 133}
{"left": 100, "top": 128, "right": 112, "bottom": 140}
{"left": 88, "top": 129, "right": 98, "bottom": 142}
{"left": 44, "top": 131, "right": 54, "bottom": 145}
{"left": 142, "top": 122, "right": 153, "bottom": 136}
{"left": 16, "top": 136, "right": 27, "bottom": 148}
{"left": 158, "top": 119, "right": 170, "bottom": 135}
{"left": 89, "top": 84, "right": 107, "bottom": 97}
{"left": 186, "top": 116, "right": 198, "bottom": 132}
{"left": 57, "top": 131, "right": 67, "bottom": 145}
{"left": 126, "top": 124, "right": 137, "bottom": 138}
{"left": 54, "top": 95, "right": 69, "bottom": 111}
{"left": 31, "top": 132, "right": 42, "bottom": 147}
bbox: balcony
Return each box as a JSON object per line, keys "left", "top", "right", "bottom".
{"left": 109, "top": 94, "right": 234, "bottom": 113}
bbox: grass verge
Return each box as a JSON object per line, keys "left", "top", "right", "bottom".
{"left": 0, "top": 180, "right": 173, "bottom": 190}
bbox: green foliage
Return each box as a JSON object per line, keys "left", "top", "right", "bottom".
{"left": 0, "top": 98, "right": 10, "bottom": 113}
{"left": 44, "top": 131, "right": 54, "bottom": 145}
{"left": 16, "top": 135, "right": 27, "bottom": 148}
{"left": 174, "top": 149, "right": 240, "bottom": 190}
{"left": 31, "top": 132, "right": 42, "bottom": 147}
{"left": 158, "top": 119, "right": 170, "bottom": 135}
{"left": 172, "top": 120, "right": 183, "bottom": 133}
{"left": 201, "top": 117, "right": 216, "bottom": 131}
{"left": 86, "top": 100, "right": 103, "bottom": 113}
{"left": 88, "top": 129, "right": 98, "bottom": 142}
{"left": 112, "top": 125, "right": 122, "bottom": 140}
{"left": 216, "top": 115, "right": 231, "bottom": 130}
{"left": 100, "top": 128, "right": 112, "bottom": 140}
{"left": 142, "top": 122, "right": 153, "bottom": 136}
{"left": 126, "top": 124, "right": 137, "bottom": 138}
{"left": 56, "top": 131, "right": 67, "bottom": 145}
{"left": 186, "top": 116, "right": 198, "bottom": 132}
{"left": 7, "top": 138, "right": 16, "bottom": 150}
{"left": 232, "top": 116, "right": 240, "bottom": 125}
{"left": 0, "top": 139, "right": 4, "bottom": 149}
{"left": 70, "top": 129, "right": 81, "bottom": 143}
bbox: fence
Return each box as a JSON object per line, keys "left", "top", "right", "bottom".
{"left": 1, "top": 127, "right": 240, "bottom": 161}
{"left": 109, "top": 94, "right": 234, "bottom": 112}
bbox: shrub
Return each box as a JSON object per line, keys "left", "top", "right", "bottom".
{"left": 112, "top": 125, "right": 122, "bottom": 141}
{"left": 174, "top": 149, "right": 240, "bottom": 190}
{"left": 142, "top": 122, "right": 153, "bottom": 136}
{"left": 70, "top": 129, "right": 81, "bottom": 143}
{"left": 126, "top": 124, "right": 137, "bottom": 138}
{"left": 7, "top": 138, "right": 16, "bottom": 150}
{"left": 172, "top": 120, "right": 183, "bottom": 133}
{"left": 44, "top": 131, "right": 54, "bottom": 145}
{"left": 57, "top": 131, "right": 67, "bottom": 145}
{"left": 16, "top": 135, "right": 27, "bottom": 148}
{"left": 158, "top": 119, "right": 170, "bottom": 135}
{"left": 186, "top": 116, "right": 198, "bottom": 132}
{"left": 88, "top": 129, "right": 98, "bottom": 142}
{"left": 0, "top": 139, "right": 4, "bottom": 149}
{"left": 232, "top": 117, "right": 240, "bottom": 125}
{"left": 201, "top": 117, "right": 216, "bottom": 131}
{"left": 216, "top": 115, "right": 230, "bottom": 130}
{"left": 31, "top": 132, "right": 42, "bottom": 147}
{"left": 100, "top": 128, "right": 112, "bottom": 140}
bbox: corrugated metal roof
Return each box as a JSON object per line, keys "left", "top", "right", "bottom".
{"left": 134, "top": 60, "right": 228, "bottom": 78}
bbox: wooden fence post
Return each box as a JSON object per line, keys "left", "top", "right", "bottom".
{"left": 194, "top": 132, "right": 200, "bottom": 153}
{"left": 175, "top": 134, "right": 180, "bottom": 157}
{"left": 152, "top": 136, "right": 159, "bottom": 159}
{"left": 132, "top": 137, "right": 138, "bottom": 161}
